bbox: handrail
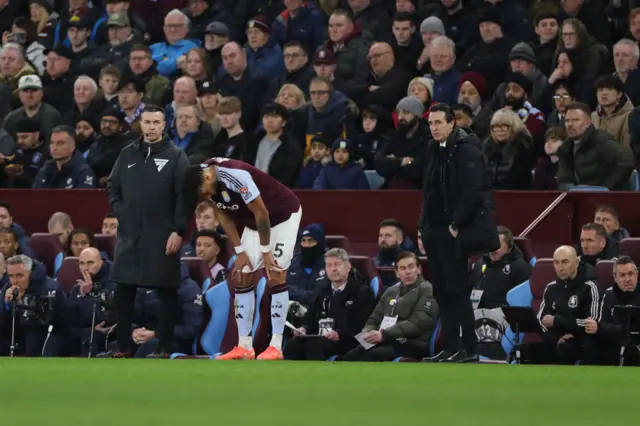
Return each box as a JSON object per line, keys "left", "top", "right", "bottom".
{"left": 518, "top": 192, "right": 568, "bottom": 238}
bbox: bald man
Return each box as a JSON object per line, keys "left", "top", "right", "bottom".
{"left": 534, "top": 245, "right": 599, "bottom": 364}
{"left": 67, "top": 247, "right": 116, "bottom": 357}
{"left": 361, "top": 42, "right": 413, "bottom": 111}
{"left": 165, "top": 76, "right": 198, "bottom": 134}
{"left": 218, "top": 41, "right": 266, "bottom": 130}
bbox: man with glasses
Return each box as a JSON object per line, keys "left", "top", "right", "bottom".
{"left": 267, "top": 40, "right": 315, "bottom": 99}
{"left": 128, "top": 44, "right": 171, "bottom": 106}
{"left": 150, "top": 9, "right": 198, "bottom": 78}
{"left": 361, "top": 41, "right": 412, "bottom": 111}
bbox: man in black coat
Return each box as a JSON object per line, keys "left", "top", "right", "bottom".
{"left": 418, "top": 103, "right": 499, "bottom": 363}
{"left": 101, "top": 105, "right": 190, "bottom": 358}
{"left": 284, "top": 248, "right": 375, "bottom": 361}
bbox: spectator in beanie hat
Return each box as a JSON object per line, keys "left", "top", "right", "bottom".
{"left": 417, "top": 16, "right": 445, "bottom": 74}
{"left": 313, "top": 138, "right": 369, "bottom": 189}
{"left": 501, "top": 72, "right": 546, "bottom": 151}
{"left": 298, "top": 134, "right": 331, "bottom": 189}
{"left": 458, "top": 71, "right": 493, "bottom": 139}
{"left": 391, "top": 77, "right": 436, "bottom": 128}
{"left": 490, "top": 42, "right": 550, "bottom": 115}
{"left": 245, "top": 15, "right": 285, "bottom": 82}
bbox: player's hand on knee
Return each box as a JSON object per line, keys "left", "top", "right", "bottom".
{"left": 232, "top": 252, "right": 253, "bottom": 280}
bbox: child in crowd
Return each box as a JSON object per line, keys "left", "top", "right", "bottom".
{"left": 533, "top": 126, "right": 565, "bottom": 189}
{"left": 99, "top": 65, "right": 121, "bottom": 109}
{"left": 354, "top": 104, "right": 389, "bottom": 169}
{"left": 313, "top": 139, "right": 369, "bottom": 189}
{"left": 298, "top": 135, "right": 330, "bottom": 188}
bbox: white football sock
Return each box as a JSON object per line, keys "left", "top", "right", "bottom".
{"left": 270, "top": 289, "right": 289, "bottom": 350}
{"left": 234, "top": 289, "right": 255, "bottom": 350}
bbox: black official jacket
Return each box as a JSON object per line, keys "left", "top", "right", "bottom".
{"left": 417, "top": 127, "right": 499, "bottom": 258}
{"left": 470, "top": 246, "right": 532, "bottom": 309}
{"left": 107, "top": 135, "right": 190, "bottom": 288}
{"left": 595, "top": 285, "right": 640, "bottom": 342}
{"left": 302, "top": 274, "right": 376, "bottom": 349}
{"left": 537, "top": 262, "right": 599, "bottom": 340}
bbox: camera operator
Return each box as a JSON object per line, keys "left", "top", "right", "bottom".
{"left": 0, "top": 255, "right": 67, "bottom": 357}
{"left": 583, "top": 256, "right": 640, "bottom": 366}
{"left": 128, "top": 262, "right": 203, "bottom": 358}
{"left": 66, "top": 248, "right": 116, "bottom": 357}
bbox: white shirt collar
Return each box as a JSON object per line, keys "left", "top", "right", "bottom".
{"left": 331, "top": 281, "right": 347, "bottom": 293}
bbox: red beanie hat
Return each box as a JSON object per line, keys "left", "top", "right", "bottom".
{"left": 459, "top": 72, "right": 489, "bottom": 100}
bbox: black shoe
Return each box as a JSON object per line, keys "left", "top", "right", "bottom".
{"left": 96, "top": 350, "right": 130, "bottom": 358}
{"left": 146, "top": 351, "right": 170, "bottom": 359}
{"left": 442, "top": 350, "right": 479, "bottom": 363}
{"left": 439, "top": 351, "right": 461, "bottom": 363}
{"left": 421, "top": 350, "right": 454, "bottom": 363}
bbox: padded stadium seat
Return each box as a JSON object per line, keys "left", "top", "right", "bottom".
{"left": 199, "top": 277, "right": 268, "bottom": 356}
{"left": 632, "top": 170, "right": 640, "bottom": 191}
{"left": 502, "top": 281, "right": 534, "bottom": 356}
{"left": 528, "top": 258, "right": 556, "bottom": 314}
{"left": 56, "top": 256, "right": 81, "bottom": 293}
{"left": 326, "top": 235, "right": 353, "bottom": 253}
{"left": 350, "top": 242, "right": 378, "bottom": 257}
{"left": 30, "top": 233, "right": 64, "bottom": 276}
{"left": 181, "top": 257, "right": 210, "bottom": 289}
{"left": 376, "top": 266, "right": 397, "bottom": 291}
{"left": 349, "top": 255, "right": 382, "bottom": 298}
{"left": 567, "top": 186, "right": 609, "bottom": 191}
{"left": 514, "top": 237, "right": 536, "bottom": 265}
{"left": 620, "top": 238, "right": 640, "bottom": 264}
{"left": 95, "top": 234, "right": 116, "bottom": 260}
{"left": 595, "top": 260, "right": 615, "bottom": 295}
{"left": 364, "top": 170, "right": 384, "bottom": 189}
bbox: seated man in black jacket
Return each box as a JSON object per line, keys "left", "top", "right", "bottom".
{"left": 66, "top": 247, "right": 116, "bottom": 356}
{"left": 583, "top": 256, "right": 640, "bottom": 366}
{"left": 0, "top": 255, "right": 66, "bottom": 357}
{"left": 578, "top": 222, "right": 619, "bottom": 266}
{"left": 470, "top": 226, "right": 531, "bottom": 309}
{"left": 535, "top": 245, "right": 599, "bottom": 365}
{"left": 285, "top": 248, "right": 375, "bottom": 361}
{"left": 129, "top": 262, "right": 203, "bottom": 358}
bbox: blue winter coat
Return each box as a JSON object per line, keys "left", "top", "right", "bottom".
{"left": 313, "top": 161, "right": 369, "bottom": 190}
{"left": 427, "top": 67, "right": 461, "bottom": 106}
{"left": 150, "top": 39, "right": 200, "bottom": 78}
{"left": 287, "top": 255, "right": 326, "bottom": 305}
{"left": 272, "top": 2, "right": 326, "bottom": 54}
{"left": 298, "top": 160, "right": 324, "bottom": 189}
{"left": 245, "top": 38, "right": 285, "bottom": 82}
{"left": 33, "top": 150, "right": 96, "bottom": 189}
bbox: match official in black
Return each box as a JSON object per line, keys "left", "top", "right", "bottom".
{"left": 418, "top": 103, "right": 499, "bottom": 363}
{"left": 101, "top": 105, "right": 190, "bottom": 358}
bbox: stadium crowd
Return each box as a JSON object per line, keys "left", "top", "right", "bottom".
{"left": 0, "top": 0, "right": 640, "bottom": 363}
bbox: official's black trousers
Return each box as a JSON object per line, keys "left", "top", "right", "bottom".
{"left": 116, "top": 283, "right": 178, "bottom": 353}
{"left": 342, "top": 342, "right": 426, "bottom": 362}
{"left": 424, "top": 226, "right": 477, "bottom": 354}
{"left": 284, "top": 336, "right": 351, "bottom": 361}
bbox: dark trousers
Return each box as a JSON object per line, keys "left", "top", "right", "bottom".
{"left": 582, "top": 336, "right": 640, "bottom": 366}
{"left": 68, "top": 328, "right": 109, "bottom": 357}
{"left": 0, "top": 326, "right": 64, "bottom": 357}
{"left": 520, "top": 338, "right": 583, "bottom": 365}
{"left": 424, "top": 226, "right": 477, "bottom": 354}
{"left": 116, "top": 283, "right": 178, "bottom": 353}
{"left": 342, "top": 342, "right": 427, "bottom": 362}
{"left": 284, "top": 336, "right": 349, "bottom": 361}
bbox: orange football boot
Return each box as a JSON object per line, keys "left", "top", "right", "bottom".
{"left": 215, "top": 346, "right": 255, "bottom": 360}
{"left": 256, "top": 346, "right": 284, "bottom": 360}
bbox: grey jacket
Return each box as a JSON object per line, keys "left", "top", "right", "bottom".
{"left": 363, "top": 276, "right": 438, "bottom": 351}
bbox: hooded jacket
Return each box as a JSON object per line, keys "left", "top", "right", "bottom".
{"left": 363, "top": 276, "right": 439, "bottom": 352}
{"left": 287, "top": 223, "right": 327, "bottom": 305}
{"left": 33, "top": 150, "right": 96, "bottom": 189}
{"left": 591, "top": 96, "right": 633, "bottom": 147}
{"left": 470, "top": 246, "right": 532, "bottom": 309}
{"left": 537, "top": 262, "right": 599, "bottom": 340}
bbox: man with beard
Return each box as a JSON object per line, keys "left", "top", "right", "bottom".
{"left": 457, "top": 72, "right": 492, "bottom": 139}
{"left": 577, "top": 222, "right": 619, "bottom": 267}
{"left": 583, "top": 256, "right": 640, "bottom": 366}
{"left": 287, "top": 224, "right": 327, "bottom": 306}
{"left": 86, "top": 108, "right": 137, "bottom": 187}
{"left": 419, "top": 103, "right": 499, "bottom": 363}
{"left": 374, "top": 96, "right": 430, "bottom": 189}
{"left": 490, "top": 43, "right": 549, "bottom": 115}
{"left": 557, "top": 102, "right": 634, "bottom": 190}
{"left": 501, "top": 72, "right": 546, "bottom": 151}
{"left": 374, "top": 219, "right": 406, "bottom": 269}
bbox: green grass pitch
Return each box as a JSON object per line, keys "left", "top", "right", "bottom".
{"left": 0, "top": 359, "right": 637, "bottom": 425}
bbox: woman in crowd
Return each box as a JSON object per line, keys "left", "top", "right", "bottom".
{"left": 553, "top": 18, "right": 610, "bottom": 78}
{"left": 547, "top": 49, "right": 596, "bottom": 109}
{"left": 391, "top": 77, "right": 435, "bottom": 128}
{"left": 276, "top": 83, "right": 306, "bottom": 111}
{"left": 182, "top": 48, "right": 213, "bottom": 87}
{"left": 546, "top": 80, "right": 573, "bottom": 129}
{"left": 197, "top": 82, "right": 221, "bottom": 137}
{"left": 483, "top": 108, "right": 535, "bottom": 190}
{"left": 29, "top": 0, "right": 57, "bottom": 46}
